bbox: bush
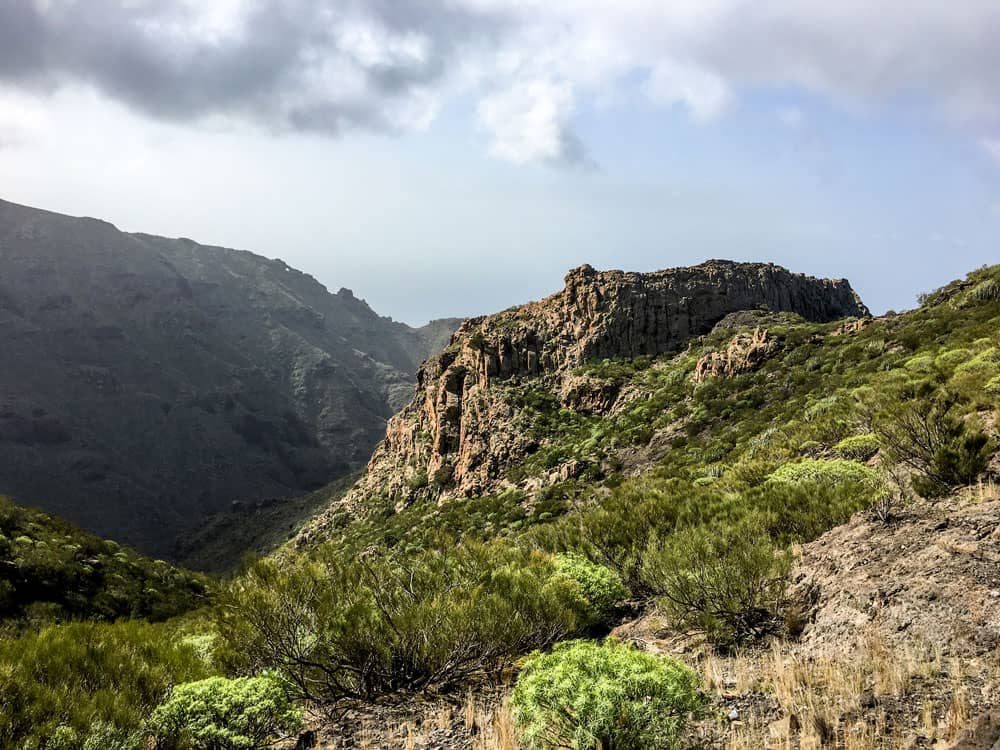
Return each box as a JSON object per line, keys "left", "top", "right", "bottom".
{"left": 218, "top": 542, "right": 587, "bottom": 702}
{"left": 768, "top": 458, "right": 882, "bottom": 488}
{"left": 834, "top": 434, "right": 881, "bottom": 462}
{"left": 0, "top": 620, "right": 211, "bottom": 749}
{"left": 0, "top": 496, "right": 207, "bottom": 629}
{"left": 874, "top": 393, "right": 993, "bottom": 497}
{"left": 641, "top": 521, "right": 790, "bottom": 648}
{"left": 510, "top": 639, "right": 701, "bottom": 750}
{"left": 551, "top": 554, "right": 628, "bottom": 625}
{"left": 151, "top": 674, "right": 301, "bottom": 750}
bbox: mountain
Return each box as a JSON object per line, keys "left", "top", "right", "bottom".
{"left": 299, "top": 259, "right": 868, "bottom": 542}
{"left": 0, "top": 198, "right": 460, "bottom": 560}
{"left": 5, "top": 253, "right": 999, "bottom": 750}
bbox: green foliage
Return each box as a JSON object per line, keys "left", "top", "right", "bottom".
{"left": 873, "top": 392, "right": 993, "bottom": 497}
{"left": 217, "top": 541, "right": 588, "bottom": 702}
{"left": 834, "top": 434, "right": 881, "bottom": 461}
{"left": 0, "top": 619, "right": 213, "bottom": 749}
{"left": 0, "top": 496, "right": 207, "bottom": 631}
{"left": 767, "top": 458, "right": 883, "bottom": 489}
{"left": 641, "top": 520, "right": 790, "bottom": 648}
{"left": 151, "top": 674, "right": 301, "bottom": 750}
{"left": 510, "top": 639, "right": 702, "bottom": 750}
{"left": 552, "top": 553, "right": 628, "bottom": 625}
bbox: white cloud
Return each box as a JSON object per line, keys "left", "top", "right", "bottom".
{"left": 0, "top": 89, "right": 50, "bottom": 148}
{"left": 477, "top": 79, "right": 584, "bottom": 164}
{"left": 646, "top": 60, "right": 730, "bottom": 122}
{"left": 7, "top": 1, "right": 1000, "bottom": 165}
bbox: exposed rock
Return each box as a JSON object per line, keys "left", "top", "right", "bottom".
{"left": 301, "top": 260, "right": 867, "bottom": 541}
{"left": 0, "top": 198, "right": 460, "bottom": 561}
{"left": 830, "top": 317, "right": 874, "bottom": 336}
{"left": 693, "top": 327, "right": 780, "bottom": 382}
{"left": 788, "top": 495, "right": 1000, "bottom": 658}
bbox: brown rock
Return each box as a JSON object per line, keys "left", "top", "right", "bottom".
{"left": 693, "top": 327, "right": 780, "bottom": 382}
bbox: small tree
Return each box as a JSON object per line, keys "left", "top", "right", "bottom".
{"left": 551, "top": 554, "right": 628, "bottom": 626}
{"left": 510, "top": 639, "right": 702, "bottom": 750}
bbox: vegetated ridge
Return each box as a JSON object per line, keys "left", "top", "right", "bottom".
{"left": 300, "top": 259, "right": 868, "bottom": 542}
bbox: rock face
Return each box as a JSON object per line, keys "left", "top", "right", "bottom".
{"left": 693, "top": 327, "right": 780, "bottom": 381}
{"left": 306, "top": 260, "right": 867, "bottom": 532}
{"left": 0, "top": 198, "right": 459, "bottom": 560}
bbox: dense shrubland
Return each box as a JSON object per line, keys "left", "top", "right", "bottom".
{"left": 2, "top": 264, "right": 998, "bottom": 749}
{"left": 0, "top": 497, "right": 208, "bottom": 631}
{"left": 0, "top": 619, "right": 213, "bottom": 749}
{"left": 215, "top": 542, "right": 622, "bottom": 703}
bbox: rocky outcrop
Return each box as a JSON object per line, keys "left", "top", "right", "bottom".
{"left": 693, "top": 327, "right": 780, "bottom": 381}
{"left": 302, "top": 261, "right": 867, "bottom": 536}
{"left": 0, "top": 198, "right": 459, "bottom": 561}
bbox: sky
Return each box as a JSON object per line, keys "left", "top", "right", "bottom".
{"left": 1, "top": 1, "right": 999, "bottom": 325}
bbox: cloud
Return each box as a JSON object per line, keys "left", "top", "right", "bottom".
{"left": 646, "top": 60, "right": 730, "bottom": 122}
{"left": 477, "top": 79, "right": 588, "bottom": 165}
{"left": 4, "top": 1, "right": 1000, "bottom": 165}
{"left": 0, "top": 89, "right": 50, "bottom": 148}
{"left": 0, "top": 0, "right": 506, "bottom": 135}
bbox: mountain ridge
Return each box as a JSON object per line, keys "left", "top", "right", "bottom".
{"left": 299, "top": 259, "right": 868, "bottom": 543}
{"left": 0, "top": 197, "right": 460, "bottom": 561}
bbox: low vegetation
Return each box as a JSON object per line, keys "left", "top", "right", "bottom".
{"left": 3, "top": 264, "right": 999, "bottom": 748}
{"left": 510, "top": 639, "right": 702, "bottom": 750}
{"left": 0, "top": 619, "right": 214, "bottom": 749}
{"left": 150, "top": 674, "right": 301, "bottom": 750}
{"left": 0, "top": 497, "right": 208, "bottom": 632}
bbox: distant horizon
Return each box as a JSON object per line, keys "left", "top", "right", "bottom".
{"left": 0, "top": 192, "right": 968, "bottom": 328}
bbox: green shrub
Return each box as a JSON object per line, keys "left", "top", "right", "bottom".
{"left": 834, "top": 434, "right": 880, "bottom": 461}
{"left": 0, "top": 496, "right": 207, "bottom": 629}
{"left": 510, "top": 639, "right": 701, "bottom": 750}
{"left": 0, "top": 620, "right": 211, "bottom": 749}
{"left": 552, "top": 554, "right": 628, "bottom": 625}
{"left": 151, "top": 674, "right": 301, "bottom": 750}
{"left": 874, "top": 393, "right": 993, "bottom": 497}
{"left": 218, "top": 542, "right": 587, "bottom": 702}
{"left": 768, "top": 458, "right": 882, "bottom": 488}
{"left": 641, "top": 520, "right": 790, "bottom": 648}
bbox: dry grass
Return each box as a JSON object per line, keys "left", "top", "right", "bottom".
{"left": 471, "top": 700, "right": 520, "bottom": 750}
{"left": 705, "top": 631, "right": 958, "bottom": 749}
{"left": 968, "top": 477, "right": 999, "bottom": 503}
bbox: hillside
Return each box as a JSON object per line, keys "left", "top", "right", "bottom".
{"left": 273, "top": 263, "right": 998, "bottom": 749}
{"left": 299, "top": 259, "right": 868, "bottom": 544}
{"left": 2, "top": 259, "right": 997, "bottom": 750}
{"left": 0, "top": 198, "right": 460, "bottom": 561}
{"left": 0, "top": 495, "right": 207, "bottom": 634}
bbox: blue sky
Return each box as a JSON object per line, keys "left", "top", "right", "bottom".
{"left": 0, "top": 1, "right": 998, "bottom": 324}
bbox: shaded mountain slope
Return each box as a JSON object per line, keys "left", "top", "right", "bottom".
{"left": 0, "top": 198, "right": 459, "bottom": 560}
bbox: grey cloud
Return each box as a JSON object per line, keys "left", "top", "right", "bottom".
{"left": 0, "top": 0, "right": 506, "bottom": 134}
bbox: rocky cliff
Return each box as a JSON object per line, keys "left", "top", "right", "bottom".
{"left": 0, "top": 198, "right": 460, "bottom": 560}
{"left": 302, "top": 261, "right": 867, "bottom": 539}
